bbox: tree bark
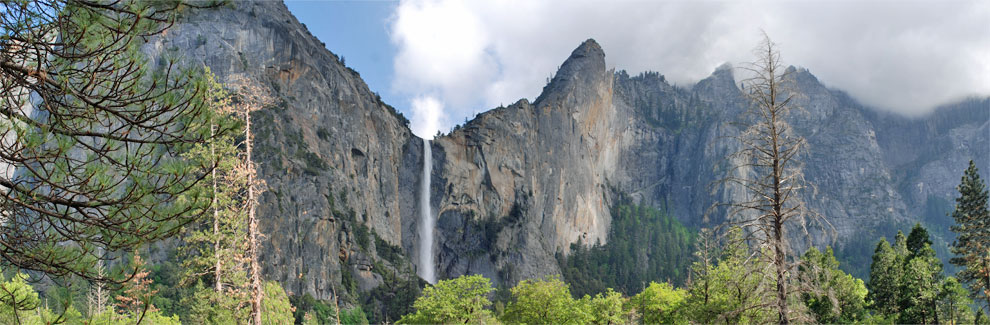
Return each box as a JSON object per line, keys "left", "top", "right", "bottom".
{"left": 212, "top": 124, "right": 222, "bottom": 293}
{"left": 768, "top": 46, "right": 789, "bottom": 325}
{"left": 247, "top": 109, "right": 263, "bottom": 325}
{"left": 984, "top": 254, "right": 990, "bottom": 314}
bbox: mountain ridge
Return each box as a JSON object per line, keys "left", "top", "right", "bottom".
{"left": 149, "top": 2, "right": 988, "bottom": 313}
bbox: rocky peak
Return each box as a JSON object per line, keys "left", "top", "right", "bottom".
{"left": 787, "top": 66, "right": 827, "bottom": 92}
{"left": 536, "top": 39, "right": 608, "bottom": 106}
{"left": 692, "top": 62, "right": 742, "bottom": 113}
{"left": 563, "top": 38, "right": 606, "bottom": 70}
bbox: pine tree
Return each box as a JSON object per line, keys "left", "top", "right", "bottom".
{"left": 949, "top": 160, "right": 990, "bottom": 313}
{"left": 115, "top": 254, "right": 159, "bottom": 318}
{"left": 940, "top": 276, "right": 975, "bottom": 325}
{"left": 180, "top": 70, "right": 253, "bottom": 323}
{"left": 799, "top": 247, "right": 868, "bottom": 323}
{"left": 893, "top": 231, "right": 909, "bottom": 258}
{"left": 0, "top": 0, "right": 223, "bottom": 281}
{"left": 179, "top": 72, "right": 275, "bottom": 324}
{"left": 900, "top": 244, "right": 943, "bottom": 324}
{"left": 868, "top": 238, "right": 903, "bottom": 317}
{"left": 907, "top": 223, "right": 933, "bottom": 255}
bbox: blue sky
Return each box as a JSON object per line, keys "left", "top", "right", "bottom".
{"left": 284, "top": 1, "right": 402, "bottom": 111}
{"left": 287, "top": 0, "right": 990, "bottom": 139}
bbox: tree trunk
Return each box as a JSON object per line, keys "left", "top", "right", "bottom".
{"left": 769, "top": 61, "right": 789, "bottom": 325}
{"left": 985, "top": 254, "right": 990, "bottom": 314}
{"left": 774, "top": 222, "right": 789, "bottom": 324}
{"left": 212, "top": 124, "right": 222, "bottom": 293}
{"left": 932, "top": 299, "right": 940, "bottom": 325}
{"left": 247, "top": 111, "right": 263, "bottom": 325}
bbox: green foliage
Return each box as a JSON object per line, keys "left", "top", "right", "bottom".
{"left": 799, "top": 247, "right": 868, "bottom": 323}
{"left": 290, "top": 293, "right": 369, "bottom": 325}
{"left": 629, "top": 282, "right": 687, "bottom": 324}
{"left": 354, "top": 223, "right": 371, "bottom": 251}
{"left": 0, "top": 0, "right": 221, "bottom": 280}
{"left": 0, "top": 271, "right": 42, "bottom": 324}
{"left": 361, "top": 267, "right": 421, "bottom": 323}
{"left": 149, "top": 258, "right": 191, "bottom": 320}
{"left": 868, "top": 238, "right": 902, "bottom": 316}
{"left": 907, "top": 223, "right": 934, "bottom": 254}
{"left": 581, "top": 288, "right": 630, "bottom": 325}
{"left": 502, "top": 276, "right": 590, "bottom": 324}
{"left": 88, "top": 306, "right": 181, "bottom": 325}
{"left": 263, "top": 281, "right": 296, "bottom": 325}
{"left": 867, "top": 224, "right": 977, "bottom": 324}
{"left": 374, "top": 233, "right": 405, "bottom": 265}
{"left": 949, "top": 160, "right": 990, "bottom": 312}
{"left": 341, "top": 306, "right": 370, "bottom": 325}
{"left": 559, "top": 199, "right": 695, "bottom": 297}
{"left": 299, "top": 150, "right": 329, "bottom": 176}
{"left": 183, "top": 280, "right": 248, "bottom": 324}
{"left": 290, "top": 294, "right": 336, "bottom": 324}
{"left": 978, "top": 309, "right": 990, "bottom": 325}
{"left": 397, "top": 274, "right": 497, "bottom": 324}
{"left": 683, "top": 228, "right": 773, "bottom": 324}
{"left": 940, "top": 276, "right": 975, "bottom": 324}
{"left": 900, "top": 244, "right": 943, "bottom": 324}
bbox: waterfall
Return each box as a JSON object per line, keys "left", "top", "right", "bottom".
{"left": 418, "top": 138, "right": 436, "bottom": 284}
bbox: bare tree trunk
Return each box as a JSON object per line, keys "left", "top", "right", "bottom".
{"left": 333, "top": 284, "right": 342, "bottom": 325}
{"left": 774, "top": 221, "right": 789, "bottom": 324}
{"left": 769, "top": 63, "right": 790, "bottom": 325}
{"left": 87, "top": 257, "right": 109, "bottom": 315}
{"left": 212, "top": 124, "right": 222, "bottom": 293}
{"left": 246, "top": 109, "right": 263, "bottom": 325}
{"left": 722, "top": 33, "right": 829, "bottom": 324}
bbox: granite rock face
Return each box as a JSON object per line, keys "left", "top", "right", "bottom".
{"left": 149, "top": 1, "right": 421, "bottom": 301}
{"left": 429, "top": 40, "right": 632, "bottom": 283}
{"left": 153, "top": 1, "right": 989, "bottom": 304}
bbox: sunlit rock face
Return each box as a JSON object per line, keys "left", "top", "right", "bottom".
{"left": 153, "top": 0, "right": 988, "bottom": 303}
{"left": 149, "top": 1, "right": 421, "bottom": 301}
{"left": 431, "top": 40, "right": 630, "bottom": 284}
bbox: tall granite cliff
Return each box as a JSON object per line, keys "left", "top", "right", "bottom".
{"left": 150, "top": 1, "right": 423, "bottom": 304}
{"left": 153, "top": 1, "right": 989, "bottom": 312}
{"left": 429, "top": 40, "right": 630, "bottom": 283}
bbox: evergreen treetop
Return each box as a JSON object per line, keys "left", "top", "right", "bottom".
{"left": 949, "top": 160, "right": 990, "bottom": 313}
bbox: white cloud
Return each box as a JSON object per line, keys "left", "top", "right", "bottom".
{"left": 391, "top": 0, "right": 990, "bottom": 136}
{"left": 409, "top": 95, "right": 447, "bottom": 139}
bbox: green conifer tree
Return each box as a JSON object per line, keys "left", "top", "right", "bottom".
{"left": 949, "top": 160, "right": 990, "bottom": 313}
{"left": 0, "top": 0, "right": 222, "bottom": 280}
{"left": 868, "top": 238, "right": 902, "bottom": 317}
{"left": 900, "top": 244, "right": 944, "bottom": 324}
{"left": 940, "top": 276, "right": 975, "bottom": 324}
{"left": 907, "top": 223, "right": 934, "bottom": 255}
{"left": 799, "top": 247, "right": 868, "bottom": 323}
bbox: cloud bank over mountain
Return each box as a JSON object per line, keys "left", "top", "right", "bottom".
{"left": 389, "top": 0, "right": 990, "bottom": 137}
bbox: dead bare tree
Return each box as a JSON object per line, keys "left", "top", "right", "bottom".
{"left": 718, "top": 32, "right": 829, "bottom": 324}
{"left": 228, "top": 77, "right": 271, "bottom": 325}
{"left": 86, "top": 257, "right": 109, "bottom": 315}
